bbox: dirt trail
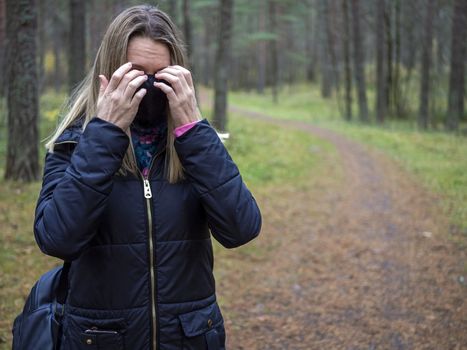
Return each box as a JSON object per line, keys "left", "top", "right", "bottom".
{"left": 216, "top": 106, "right": 467, "bottom": 349}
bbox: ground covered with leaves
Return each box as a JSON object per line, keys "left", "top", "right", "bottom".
{"left": 215, "top": 112, "right": 466, "bottom": 349}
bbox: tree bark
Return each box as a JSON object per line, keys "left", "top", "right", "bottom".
{"left": 69, "top": 0, "right": 86, "bottom": 93}
{"left": 446, "top": 0, "right": 467, "bottom": 131}
{"left": 257, "top": 0, "right": 267, "bottom": 94}
{"left": 268, "top": 0, "right": 279, "bottom": 103}
{"left": 398, "top": 0, "right": 418, "bottom": 118}
{"left": 342, "top": 0, "right": 352, "bottom": 121}
{"left": 52, "top": 7, "right": 66, "bottom": 93}
{"left": 305, "top": 0, "right": 315, "bottom": 82}
{"left": 418, "top": 0, "right": 435, "bottom": 130}
{"left": 0, "top": 0, "right": 6, "bottom": 98}
{"left": 213, "top": 0, "right": 234, "bottom": 132}
{"left": 324, "top": 0, "right": 340, "bottom": 99}
{"left": 384, "top": 5, "right": 392, "bottom": 110}
{"left": 88, "top": 0, "right": 105, "bottom": 61}
{"left": 375, "top": 0, "right": 386, "bottom": 124}
{"left": 167, "top": 0, "right": 178, "bottom": 23}
{"left": 5, "top": 0, "right": 40, "bottom": 181}
{"left": 37, "top": 0, "right": 46, "bottom": 92}
{"left": 201, "top": 9, "right": 213, "bottom": 86}
{"left": 182, "top": 0, "right": 193, "bottom": 68}
{"left": 392, "top": 0, "right": 402, "bottom": 116}
{"left": 319, "top": 0, "right": 332, "bottom": 98}
{"left": 351, "top": 0, "right": 369, "bottom": 122}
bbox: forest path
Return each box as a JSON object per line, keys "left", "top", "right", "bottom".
{"left": 215, "top": 104, "right": 467, "bottom": 349}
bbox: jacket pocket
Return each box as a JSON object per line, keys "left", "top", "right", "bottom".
{"left": 178, "top": 301, "right": 226, "bottom": 350}
{"left": 66, "top": 312, "right": 127, "bottom": 350}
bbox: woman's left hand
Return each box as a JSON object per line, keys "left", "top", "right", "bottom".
{"left": 154, "top": 65, "right": 202, "bottom": 128}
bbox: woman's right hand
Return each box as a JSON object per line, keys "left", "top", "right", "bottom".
{"left": 96, "top": 62, "right": 148, "bottom": 132}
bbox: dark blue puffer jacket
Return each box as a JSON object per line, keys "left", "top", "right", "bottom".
{"left": 33, "top": 116, "right": 262, "bottom": 350}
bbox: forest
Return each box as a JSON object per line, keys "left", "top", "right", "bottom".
{"left": 0, "top": 1, "right": 466, "bottom": 349}
{"left": 1, "top": 0, "right": 466, "bottom": 138}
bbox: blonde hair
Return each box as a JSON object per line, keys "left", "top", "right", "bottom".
{"left": 44, "top": 5, "right": 196, "bottom": 183}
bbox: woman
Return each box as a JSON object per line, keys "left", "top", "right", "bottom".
{"left": 34, "top": 5, "right": 262, "bottom": 350}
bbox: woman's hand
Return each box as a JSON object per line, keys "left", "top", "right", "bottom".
{"left": 96, "top": 62, "right": 148, "bottom": 132}
{"left": 154, "top": 65, "right": 202, "bottom": 128}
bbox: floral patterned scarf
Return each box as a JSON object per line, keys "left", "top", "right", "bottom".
{"left": 130, "top": 117, "right": 167, "bottom": 178}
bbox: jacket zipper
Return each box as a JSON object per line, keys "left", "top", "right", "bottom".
{"left": 137, "top": 148, "right": 163, "bottom": 350}
{"left": 53, "top": 140, "right": 78, "bottom": 146}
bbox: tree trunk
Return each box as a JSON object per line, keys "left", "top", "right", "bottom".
{"left": 305, "top": 0, "right": 315, "bottom": 82}
{"left": 319, "top": 0, "right": 332, "bottom": 98}
{"left": 201, "top": 10, "right": 213, "bottom": 86}
{"left": 0, "top": 0, "right": 6, "bottom": 98}
{"left": 351, "top": 0, "right": 369, "bottom": 122}
{"left": 5, "top": 0, "right": 39, "bottom": 182}
{"left": 268, "top": 0, "right": 279, "bottom": 103}
{"left": 446, "top": 0, "right": 467, "bottom": 131}
{"left": 257, "top": 0, "right": 267, "bottom": 94}
{"left": 418, "top": 0, "right": 435, "bottom": 130}
{"left": 399, "top": 0, "right": 418, "bottom": 118}
{"left": 69, "top": 0, "right": 86, "bottom": 93}
{"left": 311, "top": 0, "right": 320, "bottom": 85}
{"left": 375, "top": 0, "right": 386, "bottom": 124}
{"left": 342, "top": 0, "right": 352, "bottom": 121}
{"left": 212, "top": 0, "right": 234, "bottom": 132}
{"left": 182, "top": 0, "right": 193, "bottom": 68}
{"left": 392, "top": 0, "right": 402, "bottom": 116}
{"left": 88, "top": 0, "right": 105, "bottom": 61}
{"left": 402, "top": 0, "right": 417, "bottom": 71}
{"left": 51, "top": 7, "right": 65, "bottom": 93}
{"left": 324, "top": 0, "right": 340, "bottom": 100}
{"left": 384, "top": 5, "right": 392, "bottom": 110}
{"left": 167, "top": 0, "right": 178, "bottom": 24}
{"left": 37, "top": 0, "right": 46, "bottom": 93}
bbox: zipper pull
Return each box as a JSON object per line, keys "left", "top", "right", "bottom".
{"left": 143, "top": 179, "right": 152, "bottom": 198}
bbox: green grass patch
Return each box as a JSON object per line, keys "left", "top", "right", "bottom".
{"left": 222, "top": 113, "right": 335, "bottom": 188}
{"left": 225, "top": 84, "right": 467, "bottom": 241}
{"left": 229, "top": 83, "right": 340, "bottom": 122}
{"left": 327, "top": 120, "right": 467, "bottom": 238}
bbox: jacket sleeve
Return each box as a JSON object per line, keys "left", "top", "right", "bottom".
{"left": 33, "top": 117, "right": 130, "bottom": 261}
{"left": 174, "top": 118, "right": 262, "bottom": 249}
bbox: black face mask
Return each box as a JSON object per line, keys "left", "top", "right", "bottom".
{"left": 132, "top": 74, "right": 169, "bottom": 128}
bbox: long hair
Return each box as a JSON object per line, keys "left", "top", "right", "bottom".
{"left": 44, "top": 5, "right": 195, "bottom": 183}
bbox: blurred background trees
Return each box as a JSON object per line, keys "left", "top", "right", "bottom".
{"left": 0, "top": 0, "right": 466, "bottom": 180}
{"left": 2, "top": 0, "right": 466, "bottom": 128}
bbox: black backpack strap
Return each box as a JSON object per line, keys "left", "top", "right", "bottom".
{"left": 52, "top": 261, "right": 71, "bottom": 349}
{"left": 56, "top": 261, "right": 71, "bottom": 305}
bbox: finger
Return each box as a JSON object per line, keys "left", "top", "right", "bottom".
{"left": 169, "top": 65, "right": 194, "bottom": 88}
{"left": 130, "top": 88, "right": 147, "bottom": 109}
{"left": 106, "top": 62, "right": 133, "bottom": 93}
{"left": 154, "top": 71, "right": 188, "bottom": 97}
{"left": 124, "top": 74, "right": 148, "bottom": 100}
{"left": 115, "top": 68, "right": 143, "bottom": 93}
{"left": 156, "top": 67, "right": 190, "bottom": 91}
{"left": 116, "top": 69, "right": 145, "bottom": 95}
{"left": 98, "top": 75, "right": 109, "bottom": 98}
{"left": 154, "top": 81, "right": 177, "bottom": 102}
